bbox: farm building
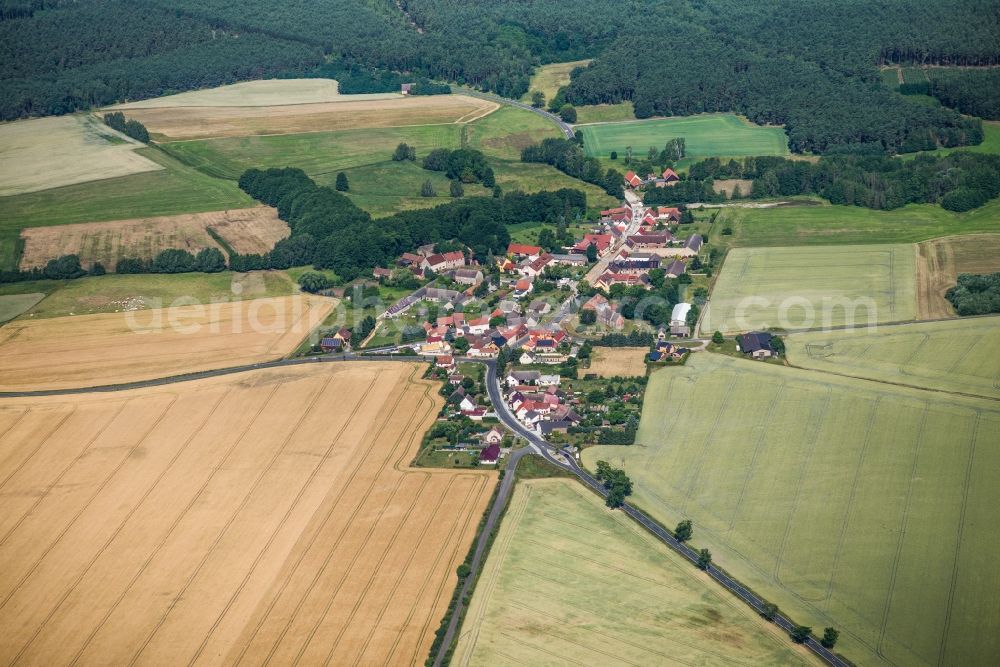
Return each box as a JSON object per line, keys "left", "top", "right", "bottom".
{"left": 737, "top": 331, "right": 776, "bottom": 359}
{"left": 452, "top": 268, "right": 484, "bottom": 286}
{"left": 507, "top": 243, "right": 542, "bottom": 259}
{"left": 549, "top": 253, "right": 588, "bottom": 266}
{"left": 665, "top": 259, "right": 687, "bottom": 278}
{"left": 422, "top": 251, "right": 465, "bottom": 273}
{"left": 670, "top": 302, "right": 692, "bottom": 337}
{"left": 572, "top": 234, "right": 613, "bottom": 256}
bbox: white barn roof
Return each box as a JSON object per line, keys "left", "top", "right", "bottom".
{"left": 671, "top": 302, "right": 691, "bottom": 324}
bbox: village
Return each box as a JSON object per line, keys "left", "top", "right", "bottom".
{"left": 313, "top": 171, "right": 781, "bottom": 469}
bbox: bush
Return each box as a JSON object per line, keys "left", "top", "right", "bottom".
{"left": 42, "top": 254, "right": 86, "bottom": 280}
{"left": 297, "top": 271, "right": 334, "bottom": 293}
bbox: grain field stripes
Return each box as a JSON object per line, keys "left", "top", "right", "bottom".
{"left": 0, "top": 363, "right": 495, "bottom": 666}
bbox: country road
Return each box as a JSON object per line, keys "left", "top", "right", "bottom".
{"left": 0, "top": 351, "right": 849, "bottom": 666}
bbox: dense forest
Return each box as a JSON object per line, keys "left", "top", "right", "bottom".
{"left": 643, "top": 152, "right": 1000, "bottom": 211}
{"left": 236, "top": 167, "right": 587, "bottom": 279}
{"left": 927, "top": 69, "right": 1000, "bottom": 121}
{"left": 946, "top": 273, "right": 1000, "bottom": 316}
{"left": 2, "top": 0, "right": 998, "bottom": 153}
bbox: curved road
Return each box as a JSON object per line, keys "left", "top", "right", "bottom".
{"left": 0, "top": 352, "right": 847, "bottom": 666}
{"left": 455, "top": 87, "right": 575, "bottom": 138}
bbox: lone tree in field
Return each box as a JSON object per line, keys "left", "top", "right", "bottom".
{"left": 392, "top": 142, "right": 416, "bottom": 161}
{"left": 821, "top": 627, "right": 839, "bottom": 649}
{"left": 712, "top": 330, "right": 724, "bottom": 345}
{"left": 558, "top": 103, "right": 577, "bottom": 123}
{"left": 531, "top": 90, "right": 545, "bottom": 108}
{"left": 420, "top": 180, "right": 436, "bottom": 197}
{"left": 697, "top": 548, "right": 712, "bottom": 570}
{"left": 762, "top": 602, "right": 779, "bottom": 622}
{"left": 790, "top": 626, "right": 812, "bottom": 644}
{"left": 610, "top": 150, "right": 618, "bottom": 160}
{"left": 674, "top": 519, "right": 693, "bottom": 542}
{"left": 335, "top": 171, "right": 349, "bottom": 191}
{"left": 450, "top": 180, "right": 464, "bottom": 198}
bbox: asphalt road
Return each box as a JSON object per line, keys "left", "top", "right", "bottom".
{"left": 0, "top": 352, "right": 848, "bottom": 665}
{"left": 455, "top": 87, "right": 575, "bottom": 138}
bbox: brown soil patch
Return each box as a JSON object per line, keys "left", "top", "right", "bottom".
{"left": 127, "top": 95, "right": 498, "bottom": 141}
{"left": 0, "top": 362, "right": 495, "bottom": 665}
{"left": 19, "top": 206, "right": 288, "bottom": 270}
{"left": 588, "top": 347, "right": 649, "bottom": 377}
{"left": 915, "top": 234, "right": 1000, "bottom": 319}
{"left": 0, "top": 295, "right": 332, "bottom": 391}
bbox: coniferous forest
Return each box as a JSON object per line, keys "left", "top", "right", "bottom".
{"left": 2, "top": 0, "right": 999, "bottom": 154}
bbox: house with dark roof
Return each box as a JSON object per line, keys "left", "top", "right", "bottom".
{"left": 479, "top": 443, "right": 501, "bottom": 465}
{"left": 737, "top": 332, "right": 776, "bottom": 359}
{"left": 665, "top": 259, "right": 687, "bottom": 279}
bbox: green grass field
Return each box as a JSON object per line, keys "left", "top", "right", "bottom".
{"left": 720, "top": 195, "right": 1000, "bottom": 247}
{"left": 465, "top": 105, "right": 562, "bottom": 160}
{"left": 452, "top": 477, "right": 815, "bottom": 666}
{"left": 0, "top": 147, "right": 252, "bottom": 270}
{"left": 574, "top": 102, "right": 636, "bottom": 124}
{"left": 584, "top": 353, "right": 1000, "bottom": 667}
{"left": 521, "top": 59, "right": 591, "bottom": 103}
{"left": 11, "top": 270, "right": 295, "bottom": 319}
{"left": 703, "top": 244, "right": 916, "bottom": 334}
{"left": 900, "top": 121, "right": 1000, "bottom": 160}
{"left": 880, "top": 67, "right": 902, "bottom": 89}
{"left": 0, "top": 293, "right": 45, "bottom": 323}
{"left": 578, "top": 114, "right": 789, "bottom": 160}
{"left": 785, "top": 316, "right": 1000, "bottom": 399}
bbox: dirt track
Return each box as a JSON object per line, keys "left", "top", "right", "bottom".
{"left": 0, "top": 295, "right": 332, "bottom": 391}
{"left": 0, "top": 362, "right": 495, "bottom": 665}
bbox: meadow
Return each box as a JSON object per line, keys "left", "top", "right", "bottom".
{"left": 573, "top": 102, "right": 636, "bottom": 124}
{"left": 719, "top": 196, "right": 1000, "bottom": 249}
{"left": 0, "top": 114, "right": 161, "bottom": 197}
{"left": 0, "top": 148, "right": 253, "bottom": 270}
{"left": 584, "top": 353, "right": 1000, "bottom": 667}
{"left": 18, "top": 206, "right": 287, "bottom": 271}
{"left": 702, "top": 244, "right": 917, "bottom": 334}
{"left": 785, "top": 316, "right": 1000, "bottom": 399}
{"left": 0, "top": 294, "right": 332, "bottom": 391}
{"left": 0, "top": 293, "right": 44, "bottom": 324}
{"left": 578, "top": 114, "right": 790, "bottom": 160}
{"left": 452, "top": 478, "right": 814, "bottom": 666}
{"left": 6, "top": 270, "right": 295, "bottom": 319}
{"left": 521, "top": 59, "right": 591, "bottom": 103}
{"left": 0, "top": 362, "right": 495, "bottom": 665}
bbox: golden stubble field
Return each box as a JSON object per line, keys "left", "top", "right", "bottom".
{"left": 587, "top": 346, "right": 650, "bottom": 377}
{"left": 916, "top": 234, "right": 1000, "bottom": 318}
{"left": 125, "top": 95, "right": 498, "bottom": 141}
{"left": 0, "top": 115, "right": 161, "bottom": 196}
{"left": 0, "top": 361, "right": 495, "bottom": 665}
{"left": 19, "top": 206, "right": 289, "bottom": 270}
{"left": 0, "top": 295, "right": 332, "bottom": 391}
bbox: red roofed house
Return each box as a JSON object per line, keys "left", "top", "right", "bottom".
{"left": 513, "top": 278, "right": 534, "bottom": 298}
{"left": 422, "top": 251, "right": 465, "bottom": 273}
{"left": 594, "top": 271, "right": 650, "bottom": 291}
{"left": 600, "top": 206, "right": 632, "bottom": 223}
{"left": 436, "top": 355, "right": 456, "bottom": 369}
{"left": 624, "top": 170, "right": 643, "bottom": 189}
{"left": 656, "top": 168, "right": 680, "bottom": 187}
{"left": 507, "top": 243, "right": 542, "bottom": 259}
{"left": 572, "top": 234, "right": 612, "bottom": 256}
{"left": 657, "top": 206, "right": 683, "bottom": 222}
{"left": 581, "top": 294, "right": 625, "bottom": 330}
{"left": 521, "top": 253, "right": 553, "bottom": 278}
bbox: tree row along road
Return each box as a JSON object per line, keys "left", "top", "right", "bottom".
{"left": 0, "top": 353, "right": 848, "bottom": 666}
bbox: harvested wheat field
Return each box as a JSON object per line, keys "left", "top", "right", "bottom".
{"left": 19, "top": 206, "right": 288, "bottom": 270}
{"left": 587, "top": 346, "right": 649, "bottom": 377}
{"left": 0, "top": 115, "right": 160, "bottom": 196}
{"left": 0, "top": 295, "right": 332, "bottom": 391}
{"left": 0, "top": 361, "right": 495, "bottom": 666}
{"left": 110, "top": 78, "right": 392, "bottom": 108}
{"left": 127, "top": 95, "right": 498, "bottom": 141}
{"left": 916, "top": 234, "right": 1000, "bottom": 318}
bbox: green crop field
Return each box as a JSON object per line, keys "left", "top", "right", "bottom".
{"left": 703, "top": 244, "right": 916, "bottom": 334}
{"left": 720, "top": 195, "right": 1000, "bottom": 247}
{"left": 11, "top": 270, "right": 295, "bottom": 319}
{"left": 584, "top": 353, "right": 1000, "bottom": 667}
{"left": 578, "top": 114, "right": 789, "bottom": 160}
{"left": 785, "top": 316, "right": 1000, "bottom": 399}
{"left": 0, "top": 148, "right": 251, "bottom": 270}
{"left": 452, "top": 478, "right": 815, "bottom": 666}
